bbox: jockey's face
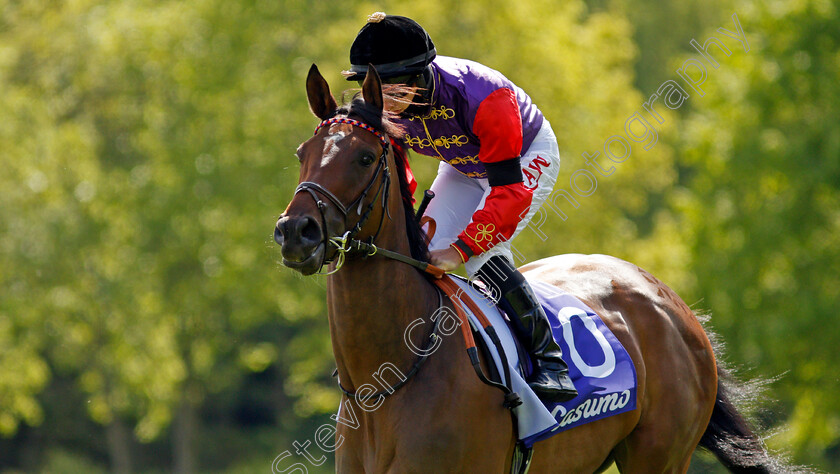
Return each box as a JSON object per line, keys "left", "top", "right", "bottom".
{"left": 382, "top": 74, "right": 414, "bottom": 85}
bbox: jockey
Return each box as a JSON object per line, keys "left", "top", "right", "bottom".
{"left": 344, "top": 13, "right": 577, "bottom": 403}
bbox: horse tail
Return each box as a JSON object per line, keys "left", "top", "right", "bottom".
{"left": 696, "top": 313, "right": 813, "bottom": 473}
{"left": 698, "top": 365, "right": 776, "bottom": 473}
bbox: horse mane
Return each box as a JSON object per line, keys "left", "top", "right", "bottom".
{"left": 335, "top": 92, "right": 430, "bottom": 263}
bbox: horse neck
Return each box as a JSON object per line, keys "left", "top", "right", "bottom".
{"left": 325, "top": 173, "right": 438, "bottom": 390}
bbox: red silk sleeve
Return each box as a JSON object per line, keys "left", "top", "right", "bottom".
{"left": 472, "top": 88, "right": 523, "bottom": 163}
{"left": 457, "top": 182, "right": 533, "bottom": 255}
{"left": 457, "top": 88, "right": 531, "bottom": 256}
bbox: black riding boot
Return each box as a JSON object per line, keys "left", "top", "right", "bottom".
{"left": 477, "top": 256, "right": 578, "bottom": 403}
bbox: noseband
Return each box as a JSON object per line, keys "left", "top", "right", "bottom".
{"left": 294, "top": 117, "right": 392, "bottom": 274}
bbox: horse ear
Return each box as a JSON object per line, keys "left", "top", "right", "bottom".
{"left": 361, "top": 64, "right": 384, "bottom": 113}
{"left": 306, "top": 64, "right": 337, "bottom": 120}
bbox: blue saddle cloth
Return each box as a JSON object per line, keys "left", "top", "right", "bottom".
{"left": 449, "top": 276, "right": 638, "bottom": 448}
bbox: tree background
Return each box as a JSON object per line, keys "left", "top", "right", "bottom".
{"left": 1, "top": 0, "right": 837, "bottom": 472}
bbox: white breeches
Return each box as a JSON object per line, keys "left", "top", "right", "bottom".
{"left": 424, "top": 119, "right": 561, "bottom": 276}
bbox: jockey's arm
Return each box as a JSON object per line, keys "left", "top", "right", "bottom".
{"left": 449, "top": 88, "right": 533, "bottom": 263}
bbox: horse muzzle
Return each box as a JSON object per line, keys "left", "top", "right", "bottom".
{"left": 274, "top": 214, "right": 326, "bottom": 275}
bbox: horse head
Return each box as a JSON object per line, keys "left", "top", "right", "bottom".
{"left": 274, "top": 64, "right": 393, "bottom": 275}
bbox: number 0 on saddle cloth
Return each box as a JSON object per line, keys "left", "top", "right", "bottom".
{"left": 448, "top": 276, "right": 638, "bottom": 448}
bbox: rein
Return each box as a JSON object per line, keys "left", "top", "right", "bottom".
{"left": 299, "top": 115, "right": 447, "bottom": 403}
{"left": 298, "top": 115, "right": 530, "bottom": 473}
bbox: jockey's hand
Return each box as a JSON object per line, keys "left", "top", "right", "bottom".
{"left": 429, "top": 247, "right": 464, "bottom": 272}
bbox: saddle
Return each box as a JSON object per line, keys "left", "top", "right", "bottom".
{"left": 432, "top": 273, "right": 638, "bottom": 472}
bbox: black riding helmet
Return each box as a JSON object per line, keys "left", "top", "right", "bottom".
{"left": 343, "top": 13, "right": 436, "bottom": 82}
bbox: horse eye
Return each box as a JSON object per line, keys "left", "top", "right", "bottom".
{"left": 359, "top": 153, "right": 375, "bottom": 167}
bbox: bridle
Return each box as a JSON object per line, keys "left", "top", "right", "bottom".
{"left": 288, "top": 117, "right": 446, "bottom": 278}
{"left": 293, "top": 115, "right": 447, "bottom": 402}
{"left": 290, "top": 115, "right": 524, "bottom": 465}
{"left": 294, "top": 116, "right": 393, "bottom": 275}
{"left": 292, "top": 116, "right": 444, "bottom": 278}
{"left": 287, "top": 115, "right": 531, "bottom": 473}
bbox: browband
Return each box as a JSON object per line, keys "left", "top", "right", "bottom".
{"left": 314, "top": 117, "right": 390, "bottom": 149}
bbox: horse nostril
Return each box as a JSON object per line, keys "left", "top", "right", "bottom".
{"left": 299, "top": 216, "right": 322, "bottom": 244}
{"left": 274, "top": 226, "right": 285, "bottom": 246}
{"left": 278, "top": 215, "right": 322, "bottom": 248}
{"left": 274, "top": 216, "right": 289, "bottom": 247}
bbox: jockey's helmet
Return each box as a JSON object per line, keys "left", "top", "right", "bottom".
{"left": 344, "top": 13, "right": 436, "bottom": 82}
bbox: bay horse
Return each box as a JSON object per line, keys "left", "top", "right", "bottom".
{"left": 273, "top": 64, "right": 788, "bottom": 473}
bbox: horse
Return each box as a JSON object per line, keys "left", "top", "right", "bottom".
{"left": 273, "top": 63, "right": 788, "bottom": 473}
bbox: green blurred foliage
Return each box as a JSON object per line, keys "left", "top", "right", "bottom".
{"left": 0, "top": 0, "right": 836, "bottom": 472}
{"left": 669, "top": 0, "right": 840, "bottom": 469}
